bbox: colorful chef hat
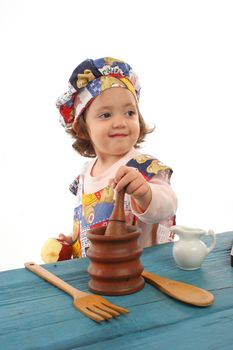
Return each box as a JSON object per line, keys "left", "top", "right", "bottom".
{"left": 56, "top": 57, "right": 141, "bottom": 129}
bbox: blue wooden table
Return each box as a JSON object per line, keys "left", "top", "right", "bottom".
{"left": 1, "top": 232, "right": 233, "bottom": 350}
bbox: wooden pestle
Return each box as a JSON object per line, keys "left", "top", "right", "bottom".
{"left": 105, "top": 189, "right": 128, "bottom": 236}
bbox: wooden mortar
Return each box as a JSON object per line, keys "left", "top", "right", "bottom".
{"left": 86, "top": 190, "right": 145, "bottom": 295}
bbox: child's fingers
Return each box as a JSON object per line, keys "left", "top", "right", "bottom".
{"left": 114, "top": 166, "right": 138, "bottom": 181}
{"left": 124, "top": 178, "right": 149, "bottom": 197}
{"left": 114, "top": 169, "right": 139, "bottom": 192}
{"left": 58, "top": 234, "right": 73, "bottom": 244}
{"left": 114, "top": 166, "right": 135, "bottom": 182}
{"left": 115, "top": 168, "right": 147, "bottom": 194}
{"left": 59, "top": 233, "right": 66, "bottom": 240}
{"left": 120, "top": 177, "right": 150, "bottom": 199}
{"left": 113, "top": 166, "right": 151, "bottom": 208}
{"left": 114, "top": 174, "right": 138, "bottom": 193}
{"left": 108, "top": 178, "right": 117, "bottom": 189}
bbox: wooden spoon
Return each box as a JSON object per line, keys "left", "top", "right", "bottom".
{"left": 142, "top": 270, "right": 214, "bottom": 307}
{"left": 105, "top": 189, "right": 127, "bottom": 236}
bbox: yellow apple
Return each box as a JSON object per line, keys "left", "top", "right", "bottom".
{"left": 41, "top": 238, "right": 73, "bottom": 263}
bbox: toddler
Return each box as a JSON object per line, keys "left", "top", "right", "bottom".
{"left": 45, "top": 57, "right": 177, "bottom": 260}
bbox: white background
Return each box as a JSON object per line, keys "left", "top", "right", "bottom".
{"left": 0, "top": 0, "right": 232, "bottom": 271}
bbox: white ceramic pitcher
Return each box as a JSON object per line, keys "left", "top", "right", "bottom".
{"left": 170, "top": 225, "right": 216, "bottom": 270}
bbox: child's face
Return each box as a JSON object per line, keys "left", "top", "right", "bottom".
{"left": 85, "top": 87, "right": 140, "bottom": 161}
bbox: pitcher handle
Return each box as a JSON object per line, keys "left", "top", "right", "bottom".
{"left": 205, "top": 229, "right": 216, "bottom": 255}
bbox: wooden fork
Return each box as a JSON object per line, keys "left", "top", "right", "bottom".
{"left": 24, "top": 262, "right": 129, "bottom": 322}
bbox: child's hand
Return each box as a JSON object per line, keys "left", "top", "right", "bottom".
{"left": 58, "top": 234, "right": 73, "bottom": 245}
{"left": 110, "top": 166, "right": 152, "bottom": 212}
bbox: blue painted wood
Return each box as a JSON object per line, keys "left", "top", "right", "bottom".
{"left": 0, "top": 232, "right": 233, "bottom": 350}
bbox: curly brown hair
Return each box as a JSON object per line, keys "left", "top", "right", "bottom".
{"left": 66, "top": 111, "right": 155, "bottom": 158}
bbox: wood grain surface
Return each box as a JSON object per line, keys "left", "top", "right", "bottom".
{"left": 0, "top": 232, "right": 233, "bottom": 350}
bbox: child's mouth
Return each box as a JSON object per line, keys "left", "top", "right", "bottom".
{"left": 109, "top": 134, "right": 128, "bottom": 138}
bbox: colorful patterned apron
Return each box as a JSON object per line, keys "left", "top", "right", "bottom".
{"left": 69, "top": 154, "right": 175, "bottom": 258}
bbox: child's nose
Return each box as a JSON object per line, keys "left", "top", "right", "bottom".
{"left": 112, "top": 115, "right": 127, "bottom": 128}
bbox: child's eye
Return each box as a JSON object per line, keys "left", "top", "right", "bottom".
{"left": 126, "top": 110, "right": 136, "bottom": 117}
{"left": 98, "top": 113, "right": 111, "bottom": 119}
